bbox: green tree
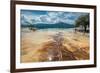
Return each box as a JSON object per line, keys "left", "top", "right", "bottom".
{"left": 75, "top": 14, "right": 89, "bottom": 32}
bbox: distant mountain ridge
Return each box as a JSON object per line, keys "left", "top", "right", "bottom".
{"left": 21, "top": 22, "right": 75, "bottom": 29}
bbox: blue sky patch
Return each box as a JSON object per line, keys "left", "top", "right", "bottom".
{"left": 21, "top": 9, "right": 88, "bottom": 25}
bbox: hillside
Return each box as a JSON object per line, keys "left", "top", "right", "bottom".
{"left": 21, "top": 22, "right": 75, "bottom": 29}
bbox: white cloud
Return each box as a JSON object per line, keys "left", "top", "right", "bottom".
{"left": 21, "top": 11, "right": 86, "bottom": 25}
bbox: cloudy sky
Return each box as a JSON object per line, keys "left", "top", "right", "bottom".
{"left": 21, "top": 10, "right": 88, "bottom": 25}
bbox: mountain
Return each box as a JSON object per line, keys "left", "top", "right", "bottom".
{"left": 21, "top": 22, "right": 75, "bottom": 29}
